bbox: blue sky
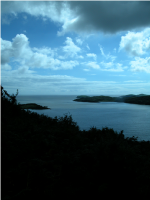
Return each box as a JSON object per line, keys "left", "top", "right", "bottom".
{"left": 1, "top": 1, "right": 150, "bottom": 95}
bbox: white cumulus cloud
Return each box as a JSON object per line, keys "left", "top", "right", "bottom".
{"left": 119, "top": 28, "right": 150, "bottom": 57}
{"left": 99, "top": 61, "right": 124, "bottom": 72}
{"left": 32, "top": 47, "right": 54, "bottom": 56}
{"left": 130, "top": 57, "right": 150, "bottom": 73}
{"left": 63, "top": 37, "right": 81, "bottom": 58}
{"left": 1, "top": 34, "right": 32, "bottom": 66}
{"left": 86, "top": 53, "right": 97, "bottom": 60}
{"left": 76, "top": 38, "right": 83, "bottom": 45}
{"left": 83, "top": 69, "right": 90, "bottom": 71}
{"left": 86, "top": 62, "right": 100, "bottom": 69}
{"left": 100, "top": 61, "right": 114, "bottom": 68}
{"left": 1, "top": 34, "right": 79, "bottom": 71}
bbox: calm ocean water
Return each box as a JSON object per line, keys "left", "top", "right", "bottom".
{"left": 16, "top": 95, "right": 150, "bottom": 141}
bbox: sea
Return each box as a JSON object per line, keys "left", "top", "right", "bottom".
{"left": 16, "top": 95, "right": 150, "bottom": 142}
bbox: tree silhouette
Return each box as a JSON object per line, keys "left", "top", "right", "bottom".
{"left": 1, "top": 85, "right": 18, "bottom": 105}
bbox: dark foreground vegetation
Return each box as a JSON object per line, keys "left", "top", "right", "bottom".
{"left": 2, "top": 86, "right": 150, "bottom": 199}
{"left": 74, "top": 94, "right": 150, "bottom": 105}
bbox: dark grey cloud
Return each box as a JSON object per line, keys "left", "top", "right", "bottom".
{"left": 1, "top": 1, "right": 150, "bottom": 34}
{"left": 67, "top": 1, "right": 150, "bottom": 34}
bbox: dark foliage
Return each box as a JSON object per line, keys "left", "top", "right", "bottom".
{"left": 1, "top": 86, "right": 150, "bottom": 199}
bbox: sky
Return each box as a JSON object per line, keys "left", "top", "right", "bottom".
{"left": 1, "top": 1, "right": 150, "bottom": 95}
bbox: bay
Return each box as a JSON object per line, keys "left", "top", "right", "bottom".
{"left": 16, "top": 95, "right": 150, "bottom": 141}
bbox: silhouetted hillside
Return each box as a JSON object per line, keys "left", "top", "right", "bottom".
{"left": 1, "top": 86, "right": 150, "bottom": 199}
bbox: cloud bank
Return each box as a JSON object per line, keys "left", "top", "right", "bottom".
{"left": 2, "top": 1, "right": 150, "bottom": 35}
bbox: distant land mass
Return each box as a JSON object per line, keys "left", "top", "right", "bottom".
{"left": 19, "top": 103, "right": 50, "bottom": 110}
{"left": 73, "top": 94, "right": 150, "bottom": 105}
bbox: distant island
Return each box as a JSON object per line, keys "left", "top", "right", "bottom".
{"left": 19, "top": 103, "right": 50, "bottom": 110}
{"left": 73, "top": 94, "right": 150, "bottom": 105}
